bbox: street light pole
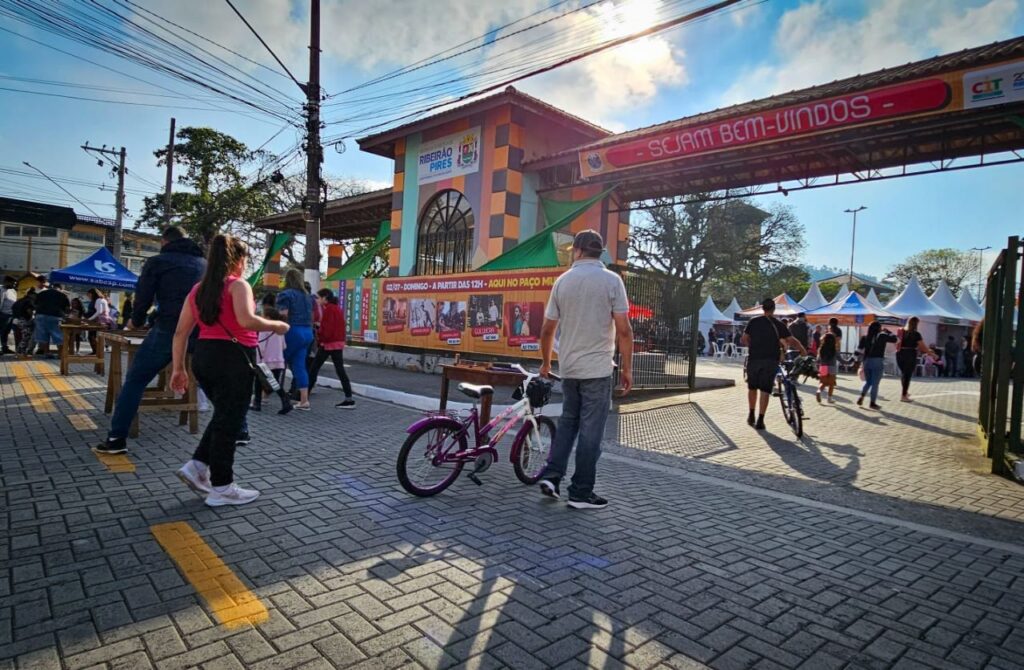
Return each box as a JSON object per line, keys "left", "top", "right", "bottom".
{"left": 844, "top": 206, "right": 867, "bottom": 284}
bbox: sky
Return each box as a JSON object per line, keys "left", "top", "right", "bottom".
{"left": 1, "top": 0, "right": 1022, "bottom": 281}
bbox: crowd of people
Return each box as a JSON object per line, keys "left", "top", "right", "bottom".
{"left": 0, "top": 274, "right": 141, "bottom": 358}
{"left": 739, "top": 299, "right": 982, "bottom": 429}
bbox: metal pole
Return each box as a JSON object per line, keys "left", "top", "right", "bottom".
{"left": 845, "top": 206, "right": 866, "bottom": 283}
{"left": 164, "top": 117, "right": 176, "bottom": 226}
{"left": 113, "top": 147, "right": 126, "bottom": 261}
{"left": 303, "top": 0, "right": 322, "bottom": 291}
{"left": 970, "top": 246, "right": 991, "bottom": 300}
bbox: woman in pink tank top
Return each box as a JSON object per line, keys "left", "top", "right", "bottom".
{"left": 170, "top": 234, "right": 289, "bottom": 507}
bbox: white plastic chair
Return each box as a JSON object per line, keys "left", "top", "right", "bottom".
{"left": 712, "top": 342, "right": 725, "bottom": 361}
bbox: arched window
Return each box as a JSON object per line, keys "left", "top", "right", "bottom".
{"left": 416, "top": 189, "right": 474, "bottom": 275}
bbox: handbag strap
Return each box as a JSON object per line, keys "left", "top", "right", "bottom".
{"left": 215, "top": 315, "right": 258, "bottom": 372}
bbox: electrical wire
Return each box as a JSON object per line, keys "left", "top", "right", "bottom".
{"left": 222, "top": 0, "right": 304, "bottom": 90}
{"left": 21, "top": 162, "right": 102, "bottom": 217}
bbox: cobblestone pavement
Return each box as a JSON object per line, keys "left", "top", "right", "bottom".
{"left": 3, "top": 358, "right": 1024, "bottom": 669}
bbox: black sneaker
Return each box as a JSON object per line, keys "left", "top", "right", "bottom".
{"left": 754, "top": 418, "right": 766, "bottom": 430}
{"left": 235, "top": 433, "right": 251, "bottom": 445}
{"left": 746, "top": 412, "right": 755, "bottom": 426}
{"left": 568, "top": 493, "right": 608, "bottom": 509}
{"left": 92, "top": 438, "right": 127, "bottom": 455}
{"left": 335, "top": 399, "right": 356, "bottom": 409}
{"left": 539, "top": 479, "right": 560, "bottom": 499}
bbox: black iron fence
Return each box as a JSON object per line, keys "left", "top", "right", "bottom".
{"left": 978, "top": 235, "right": 1023, "bottom": 479}
{"left": 612, "top": 265, "right": 700, "bottom": 390}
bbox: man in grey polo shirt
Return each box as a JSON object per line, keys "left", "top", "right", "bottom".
{"left": 538, "top": 229, "right": 633, "bottom": 509}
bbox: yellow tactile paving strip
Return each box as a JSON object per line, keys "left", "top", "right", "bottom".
{"left": 93, "top": 451, "right": 136, "bottom": 473}
{"left": 10, "top": 362, "right": 56, "bottom": 413}
{"left": 31, "top": 361, "right": 93, "bottom": 411}
{"left": 151, "top": 522, "right": 268, "bottom": 629}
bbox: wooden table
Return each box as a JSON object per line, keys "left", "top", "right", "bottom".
{"left": 439, "top": 363, "right": 526, "bottom": 425}
{"left": 101, "top": 330, "right": 198, "bottom": 438}
{"left": 59, "top": 322, "right": 107, "bottom": 376}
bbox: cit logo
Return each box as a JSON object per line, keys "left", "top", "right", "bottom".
{"left": 586, "top": 152, "right": 603, "bottom": 171}
{"left": 94, "top": 260, "right": 116, "bottom": 274}
{"left": 971, "top": 77, "right": 1003, "bottom": 100}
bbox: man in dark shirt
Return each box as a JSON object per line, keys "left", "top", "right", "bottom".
{"left": 33, "top": 281, "right": 70, "bottom": 358}
{"left": 789, "top": 312, "right": 809, "bottom": 349}
{"left": 741, "top": 298, "right": 806, "bottom": 430}
{"left": 93, "top": 226, "right": 205, "bottom": 455}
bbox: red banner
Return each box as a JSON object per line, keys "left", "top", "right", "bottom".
{"left": 580, "top": 78, "right": 953, "bottom": 177}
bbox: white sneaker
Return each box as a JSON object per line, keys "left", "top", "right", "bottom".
{"left": 205, "top": 483, "right": 260, "bottom": 507}
{"left": 177, "top": 461, "right": 212, "bottom": 495}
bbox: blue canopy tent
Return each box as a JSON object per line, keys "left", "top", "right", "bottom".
{"left": 49, "top": 247, "right": 138, "bottom": 290}
{"left": 805, "top": 291, "right": 902, "bottom": 326}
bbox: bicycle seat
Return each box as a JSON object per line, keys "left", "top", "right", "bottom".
{"left": 457, "top": 383, "right": 494, "bottom": 399}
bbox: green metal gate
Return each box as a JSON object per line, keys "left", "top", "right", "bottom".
{"left": 978, "top": 235, "right": 1024, "bottom": 478}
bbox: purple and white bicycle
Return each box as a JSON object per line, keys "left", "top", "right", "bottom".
{"left": 396, "top": 364, "right": 559, "bottom": 497}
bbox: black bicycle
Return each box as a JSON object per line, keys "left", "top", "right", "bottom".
{"left": 776, "top": 355, "right": 818, "bottom": 438}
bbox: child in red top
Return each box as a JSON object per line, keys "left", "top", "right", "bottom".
{"left": 307, "top": 288, "right": 355, "bottom": 408}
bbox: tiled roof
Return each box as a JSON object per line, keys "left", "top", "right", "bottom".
{"left": 357, "top": 86, "right": 609, "bottom": 157}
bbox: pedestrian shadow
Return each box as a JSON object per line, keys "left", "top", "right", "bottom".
{"left": 875, "top": 410, "right": 974, "bottom": 439}
{"left": 831, "top": 403, "right": 887, "bottom": 426}
{"left": 756, "top": 430, "right": 861, "bottom": 485}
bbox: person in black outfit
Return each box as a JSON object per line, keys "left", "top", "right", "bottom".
{"left": 33, "top": 282, "right": 70, "bottom": 358}
{"left": 120, "top": 293, "right": 133, "bottom": 329}
{"left": 856, "top": 321, "right": 897, "bottom": 409}
{"left": 741, "top": 298, "right": 807, "bottom": 430}
{"left": 943, "top": 335, "right": 960, "bottom": 378}
{"left": 896, "top": 316, "right": 931, "bottom": 402}
{"left": 789, "top": 313, "right": 809, "bottom": 349}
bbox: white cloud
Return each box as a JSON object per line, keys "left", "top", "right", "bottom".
{"left": 720, "top": 0, "right": 1021, "bottom": 107}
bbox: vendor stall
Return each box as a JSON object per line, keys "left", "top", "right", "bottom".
{"left": 49, "top": 247, "right": 138, "bottom": 290}
{"left": 799, "top": 282, "right": 829, "bottom": 311}
{"left": 736, "top": 293, "right": 804, "bottom": 319}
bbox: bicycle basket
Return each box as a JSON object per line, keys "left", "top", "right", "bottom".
{"left": 526, "top": 378, "right": 552, "bottom": 408}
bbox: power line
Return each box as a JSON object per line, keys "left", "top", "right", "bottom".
{"left": 21, "top": 161, "right": 102, "bottom": 217}
{"left": 222, "top": 0, "right": 303, "bottom": 91}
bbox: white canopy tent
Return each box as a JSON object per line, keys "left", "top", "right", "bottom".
{"left": 799, "top": 282, "right": 829, "bottom": 311}
{"left": 724, "top": 297, "right": 743, "bottom": 321}
{"left": 865, "top": 288, "right": 883, "bottom": 308}
{"left": 929, "top": 280, "right": 980, "bottom": 323}
{"left": 958, "top": 290, "right": 985, "bottom": 319}
{"left": 886, "top": 277, "right": 965, "bottom": 345}
{"left": 831, "top": 283, "right": 851, "bottom": 304}
{"left": 698, "top": 296, "right": 733, "bottom": 331}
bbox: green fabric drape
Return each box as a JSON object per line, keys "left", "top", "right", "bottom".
{"left": 247, "top": 232, "right": 293, "bottom": 287}
{"left": 325, "top": 221, "right": 390, "bottom": 281}
{"left": 478, "top": 184, "right": 618, "bottom": 271}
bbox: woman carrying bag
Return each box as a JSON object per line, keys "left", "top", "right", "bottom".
{"left": 170, "top": 235, "right": 289, "bottom": 507}
{"left": 896, "top": 316, "right": 932, "bottom": 402}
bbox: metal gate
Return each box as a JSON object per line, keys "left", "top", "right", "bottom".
{"left": 613, "top": 265, "right": 699, "bottom": 390}
{"left": 978, "top": 235, "right": 1024, "bottom": 478}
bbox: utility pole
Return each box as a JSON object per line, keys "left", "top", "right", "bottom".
{"left": 302, "top": 0, "right": 322, "bottom": 291}
{"left": 844, "top": 206, "right": 867, "bottom": 283}
{"left": 81, "top": 144, "right": 127, "bottom": 260}
{"left": 164, "top": 118, "right": 176, "bottom": 226}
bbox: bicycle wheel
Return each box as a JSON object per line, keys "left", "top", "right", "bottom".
{"left": 396, "top": 421, "right": 467, "bottom": 497}
{"left": 512, "top": 415, "right": 556, "bottom": 485}
{"left": 790, "top": 390, "right": 803, "bottom": 438}
{"left": 776, "top": 376, "right": 790, "bottom": 422}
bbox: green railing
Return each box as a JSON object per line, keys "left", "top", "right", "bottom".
{"left": 979, "top": 235, "right": 1024, "bottom": 477}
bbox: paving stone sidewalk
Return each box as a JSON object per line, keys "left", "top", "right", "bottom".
{"left": 2, "top": 358, "right": 1024, "bottom": 669}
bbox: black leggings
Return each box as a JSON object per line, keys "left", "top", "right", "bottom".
{"left": 191, "top": 340, "right": 254, "bottom": 487}
{"left": 896, "top": 349, "right": 916, "bottom": 396}
{"left": 252, "top": 368, "right": 289, "bottom": 410}
{"left": 308, "top": 348, "right": 353, "bottom": 397}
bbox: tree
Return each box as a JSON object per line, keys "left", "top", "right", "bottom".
{"left": 631, "top": 195, "right": 805, "bottom": 318}
{"left": 884, "top": 248, "right": 980, "bottom": 295}
{"left": 138, "top": 127, "right": 277, "bottom": 249}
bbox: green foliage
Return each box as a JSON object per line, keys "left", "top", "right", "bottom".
{"left": 884, "top": 248, "right": 981, "bottom": 294}
{"left": 631, "top": 195, "right": 806, "bottom": 313}
{"left": 137, "top": 127, "right": 276, "bottom": 249}
{"left": 819, "top": 281, "right": 842, "bottom": 301}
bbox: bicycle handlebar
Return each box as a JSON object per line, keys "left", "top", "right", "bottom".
{"left": 498, "top": 362, "right": 561, "bottom": 382}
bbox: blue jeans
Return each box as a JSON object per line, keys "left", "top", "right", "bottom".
{"left": 540, "top": 376, "right": 612, "bottom": 498}
{"left": 34, "top": 314, "right": 63, "bottom": 345}
{"left": 109, "top": 326, "right": 173, "bottom": 440}
{"left": 284, "top": 325, "right": 314, "bottom": 390}
{"left": 860, "top": 357, "right": 885, "bottom": 404}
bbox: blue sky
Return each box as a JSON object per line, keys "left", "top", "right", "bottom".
{"left": 1, "top": 0, "right": 1022, "bottom": 280}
